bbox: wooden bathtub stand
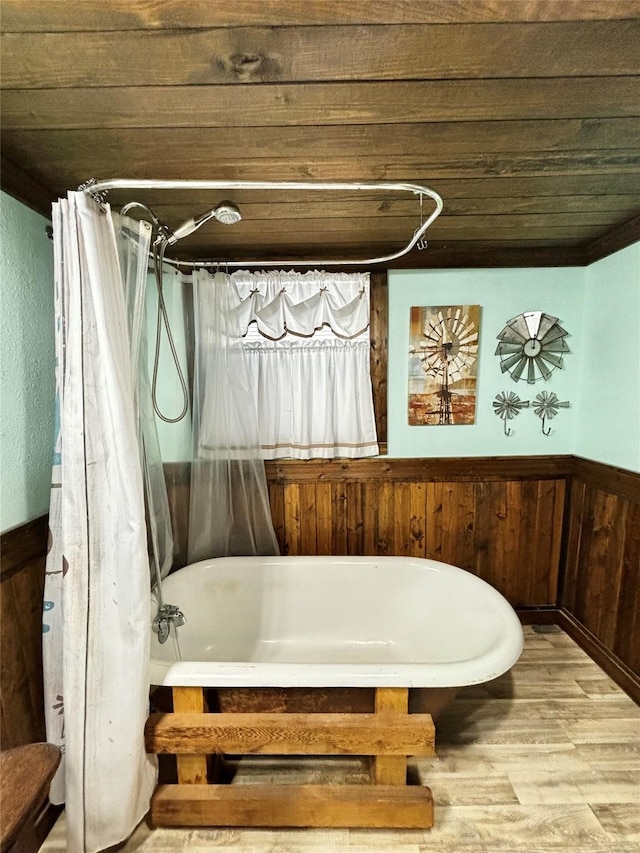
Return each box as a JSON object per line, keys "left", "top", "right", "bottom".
{"left": 145, "top": 686, "right": 435, "bottom": 829}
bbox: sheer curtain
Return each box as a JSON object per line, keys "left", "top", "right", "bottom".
{"left": 43, "top": 193, "right": 162, "bottom": 853}
{"left": 229, "top": 270, "right": 379, "bottom": 459}
{"left": 188, "top": 269, "right": 280, "bottom": 562}
{"left": 116, "top": 214, "right": 174, "bottom": 579}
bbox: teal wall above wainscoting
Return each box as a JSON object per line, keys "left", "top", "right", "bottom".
{"left": 576, "top": 242, "right": 640, "bottom": 473}
{"left": 1, "top": 188, "right": 638, "bottom": 538}
{"left": 388, "top": 250, "right": 639, "bottom": 474}
{"left": 0, "top": 191, "right": 54, "bottom": 533}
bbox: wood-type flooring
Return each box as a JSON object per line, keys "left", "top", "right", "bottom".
{"left": 39, "top": 627, "right": 640, "bottom": 852}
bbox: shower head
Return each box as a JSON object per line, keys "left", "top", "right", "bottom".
{"left": 165, "top": 200, "right": 242, "bottom": 245}
{"left": 213, "top": 201, "right": 242, "bottom": 225}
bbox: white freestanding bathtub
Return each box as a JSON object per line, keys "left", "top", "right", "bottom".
{"left": 146, "top": 556, "right": 524, "bottom": 830}
{"left": 149, "top": 555, "right": 523, "bottom": 689}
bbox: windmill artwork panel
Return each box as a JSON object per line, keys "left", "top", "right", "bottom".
{"left": 409, "top": 305, "right": 480, "bottom": 426}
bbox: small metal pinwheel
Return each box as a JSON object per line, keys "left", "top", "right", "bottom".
{"left": 493, "top": 391, "right": 530, "bottom": 436}
{"left": 532, "top": 391, "right": 570, "bottom": 435}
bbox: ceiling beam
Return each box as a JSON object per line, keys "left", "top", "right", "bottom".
{"left": 0, "top": 156, "right": 54, "bottom": 217}
{"left": 584, "top": 213, "right": 640, "bottom": 263}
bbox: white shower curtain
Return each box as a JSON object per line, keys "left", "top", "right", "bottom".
{"left": 43, "top": 192, "right": 158, "bottom": 853}
{"left": 188, "top": 270, "right": 280, "bottom": 562}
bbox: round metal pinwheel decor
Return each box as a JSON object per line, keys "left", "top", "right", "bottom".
{"left": 495, "top": 311, "right": 569, "bottom": 384}
{"left": 493, "top": 391, "right": 530, "bottom": 436}
{"left": 533, "top": 391, "right": 570, "bottom": 435}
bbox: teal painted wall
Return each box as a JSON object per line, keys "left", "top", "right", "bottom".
{"left": 0, "top": 191, "right": 55, "bottom": 533}
{"left": 153, "top": 252, "right": 640, "bottom": 471}
{"left": 0, "top": 188, "right": 638, "bottom": 537}
{"left": 575, "top": 242, "right": 640, "bottom": 472}
{"left": 388, "top": 247, "right": 640, "bottom": 472}
{"left": 388, "top": 266, "right": 585, "bottom": 458}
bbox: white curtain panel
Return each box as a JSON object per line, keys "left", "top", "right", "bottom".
{"left": 116, "top": 214, "right": 174, "bottom": 580}
{"left": 229, "top": 270, "right": 379, "bottom": 459}
{"left": 43, "top": 193, "right": 156, "bottom": 853}
{"left": 188, "top": 270, "right": 280, "bottom": 562}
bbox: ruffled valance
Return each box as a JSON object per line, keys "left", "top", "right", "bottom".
{"left": 229, "top": 270, "right": 370, "bottom": 340}
{"left": 197, "top": 269, "right": 378, "bottom": 461}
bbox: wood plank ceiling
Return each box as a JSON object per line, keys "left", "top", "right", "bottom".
{"left": 1, "top": 1, "right": 639, "bottom": 268}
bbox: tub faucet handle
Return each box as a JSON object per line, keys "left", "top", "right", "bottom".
{"left": 164, "top": 604, "right": 186, "bottom": 627}
{"left": 152, "top": 603, "right": 186, "bottom": 644}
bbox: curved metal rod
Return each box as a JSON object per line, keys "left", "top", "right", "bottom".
{"left": 541, "top": 416, "right": 552, "bottom": 436}
{"left": 503, "top": 418, "right": 512, "bottom": 437}
{"left": 82, "top": 178, "right": 443, "bottom": 267}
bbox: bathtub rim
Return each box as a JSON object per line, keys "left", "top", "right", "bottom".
{"left": 149, "top": 554, "right": 524, "bottom": 689}
{"left": 149, "top": 656, "right": 522, "bottom": 689}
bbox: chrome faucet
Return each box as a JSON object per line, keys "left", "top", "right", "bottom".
{"left": 152, "top": 603, "right": 186, "bottom": 644}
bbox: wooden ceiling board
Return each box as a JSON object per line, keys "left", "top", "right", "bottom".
{"left": 3, "top": 22, "right": 640, "bottom": 88}
{"left": 4, "top": 77, "right": 638, "bottom": 131}
{"left": 129, "top": 196, "right": 640, "bottom": 222}
{"left": 5, "top": 119, "right": 639, "bottom": 166}
{"left": 70, "top": 175, "right": 640, "bottom": 204}
{"left": 1, "top": 1, "right": 639, "bottom": 268}
{"left": 3, "top": 0, "right": 639, "bottom": 31}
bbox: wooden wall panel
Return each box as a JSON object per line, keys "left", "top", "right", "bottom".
{"left": 314, "top": 481, "right": 332, "bottom": 555}
{"left": 0, "top": 516, "right": 63, "bottom": 853}
{"left": 369, "top": 271, "right": 388, "bottom": 447}
{"left": 2, "top": 454, "right": 637, "bottom": 762}
{"left": 614, "top": 502, "right": 640, "bottom": 674}
{"left": 0, "top": 517, "right": 48, "bottom": 749}
{"left": 561, "top": 460, "right": 640, "bottom": 681}
{"left": 265, "top": 458, "right": 568, "bottom": 608}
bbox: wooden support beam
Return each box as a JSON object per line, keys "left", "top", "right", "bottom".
{"left": 146, "top": 711, "right": 435, "bottom": 757}
{"left": 372, "top": 687, "right": 409, "bottom": 785}
{"left": 150, "top": 783, "right": 434, "bottom": 829}
{"left": 172, "top": 687, "right": 208, "bottom": 785}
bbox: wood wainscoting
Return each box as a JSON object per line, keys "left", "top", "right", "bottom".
{"left": 560, "top": 458, "right": 640, "bottom": 702}
{"left": 1, "top": 454, "right": 638, "bottom": 760}
{"left": 0, "top": 516, "right": 48, "bottom": 749}
{"left": 264, "top": 455, "right": 569, "bottom": 608}
{"left": 0, "top": 516, "right": 61, "bottom": 851}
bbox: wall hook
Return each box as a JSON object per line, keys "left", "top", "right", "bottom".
{"left": 532, "top": 391, "right": 570, "bottom": 436}
{"left": 493, "top": 391, "right": 529, "bottom": 437}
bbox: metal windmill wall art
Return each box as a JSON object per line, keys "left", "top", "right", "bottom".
{"left": 492, "top": 391, "right": 530, "bottom": 436}
{"left": 409, "top": 305, "right": 480, "bottom": 425}
{"left": 495, "top": 311, "right": 569, "bottom": 383}
{"left": 533, "top": 391, "right": 570, "bottom": 435}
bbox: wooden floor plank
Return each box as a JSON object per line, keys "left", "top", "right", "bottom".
{"left": 39, "top": 627, "right": 640, "bottom": 851}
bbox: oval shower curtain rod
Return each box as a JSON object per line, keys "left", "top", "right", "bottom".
{"left": 79, "top": 178, "right": 443, "bottom": 267}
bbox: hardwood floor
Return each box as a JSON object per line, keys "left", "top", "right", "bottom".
{"left": 39, "top": 627, "right": 640, "bottom": 852}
